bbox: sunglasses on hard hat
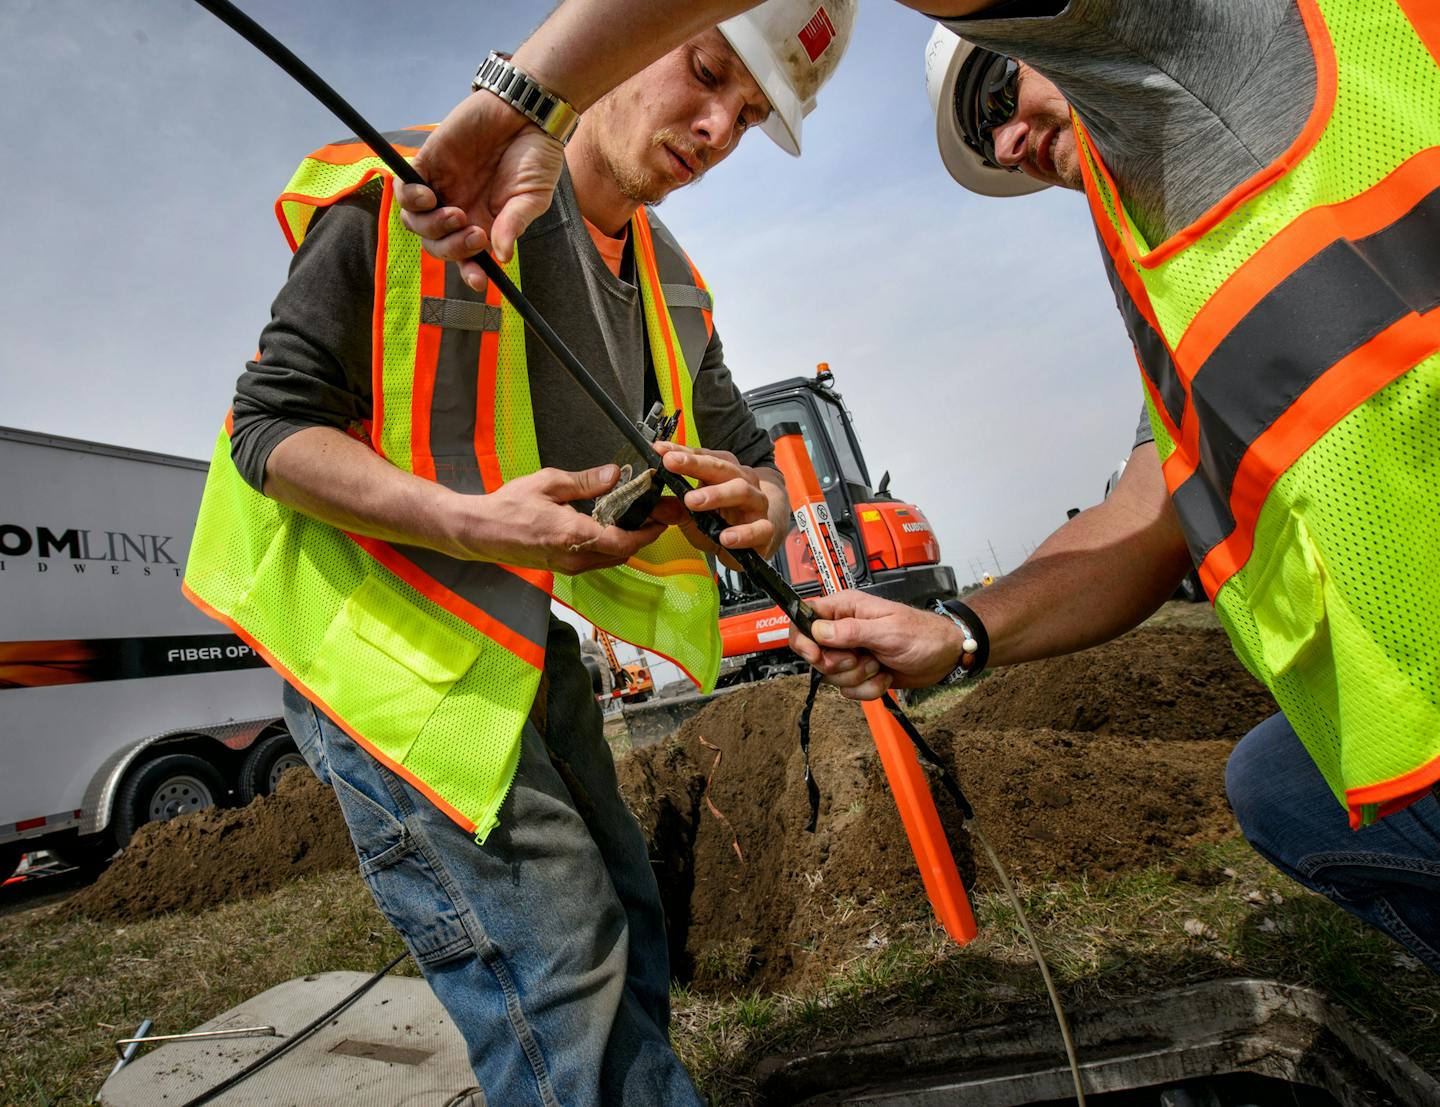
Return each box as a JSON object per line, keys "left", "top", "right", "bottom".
{"left": 954, "top": 48, "right": 1021, "bottom": 171}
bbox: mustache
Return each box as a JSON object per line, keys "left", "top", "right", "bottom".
{"left": 1025, "top": 113, "right": 1071, "bottom": 166}
{"left": 651, "top": 129, "right": 709, "bottom": 172}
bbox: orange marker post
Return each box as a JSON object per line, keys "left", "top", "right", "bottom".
{"left": 771, "top": 427, "right": 978, "bottom": 945}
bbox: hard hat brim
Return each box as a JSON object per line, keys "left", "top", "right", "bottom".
{"left": 719, "top": 17, "right": 805, "bottom": 156}
{"left": 926, "top": 26, "right": 1048, "bottom": 198}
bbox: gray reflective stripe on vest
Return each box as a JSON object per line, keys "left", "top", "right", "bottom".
{"left": 327, "top": 128, "right": 435, "bottom": 151}
{"left": 390, "top": 544, "right": 551, "bottom": 654}
{"left": 426, "top": 267, "right": 492, "bottom": 496}
{"left": 659, "top": 284, "right": 713, "bottom": 313}
{"left": 421, "top": 297, "right": 504, "bottom": 332}
{"left": 1170, "top": 185, "right": 1440, "bottom": 562}
{"left": 646, "top": 216, "right": 712, "bottom": 376}
{"left": 1098, "top": 242, "right": 1185, "bottom": 429}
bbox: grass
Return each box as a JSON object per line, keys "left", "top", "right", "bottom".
{"left": 0, "top": 870, "right": 411, "bottom": 1104}
{"left": 3, "top": 835, "right": 1437, "bottom": 1105}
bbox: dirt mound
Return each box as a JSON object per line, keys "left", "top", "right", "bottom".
{"left": 950, "top": 626, "right": 1273, "bottom": 740}
{"left": 63, "top": 770, "right": 354, "bottom": 923}
{"left": 617, "top": 624, "right": 1271, "bottom": 993}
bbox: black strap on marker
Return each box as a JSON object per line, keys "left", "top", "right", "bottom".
{"left": 797, "top": 667, "right": 824, "bottom": 833}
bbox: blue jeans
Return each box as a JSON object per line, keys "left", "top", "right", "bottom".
{"left": 283, "top": 618, "right": 702, "bottom": 1107}
{"left": 1227, "top": 712, "right": 1440, "bottom": 972}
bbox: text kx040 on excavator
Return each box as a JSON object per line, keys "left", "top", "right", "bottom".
{"left": 716, "top": 364, "right": 957, "bottom": 685}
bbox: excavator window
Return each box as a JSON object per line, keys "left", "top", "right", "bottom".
{"left": 752, "top": 400, "right": 840, "bottom": 491}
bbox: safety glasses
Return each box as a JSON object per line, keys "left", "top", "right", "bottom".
{"left": 955, "top": 49, "right": 1021, "bottom": 170}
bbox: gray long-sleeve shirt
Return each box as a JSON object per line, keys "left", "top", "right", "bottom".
{"left": 948, "top": 0, "right": 1317, "bottom": 247}
{"left": 231, "top": 171, "right": 773, "bottom": 492}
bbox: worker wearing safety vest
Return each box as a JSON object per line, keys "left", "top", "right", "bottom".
{"left": 184, "top": 3, "right": 855, "bottom": 1101}
{"left": 802, "top": 7, "right": 1440, "bottom": 975}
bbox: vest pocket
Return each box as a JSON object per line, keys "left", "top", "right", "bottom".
{"left": 1249, "top": 512, "right": 1328, "bottom": 678}
{"left": 307, "top": 574, "right": 481, "bottom": 763}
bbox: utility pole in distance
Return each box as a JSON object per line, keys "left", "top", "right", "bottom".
{"left": 987, "top": 540, "right": 1004, "bottom": 576}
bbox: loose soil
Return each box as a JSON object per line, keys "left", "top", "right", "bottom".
{"left": 64, "top": 621, "right": 1273, "bottom": 997}
{"left": 62, "top": 770, "right": 354, "bottom": 923}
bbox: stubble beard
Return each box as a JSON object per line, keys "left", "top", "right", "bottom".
{"left": 604, "top": 129, "right": 708, "bottom": 206}
{"left": 1029, "top": 111, "right": 1083, "bottom": 191}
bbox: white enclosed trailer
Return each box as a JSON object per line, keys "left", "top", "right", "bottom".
{"left": 0, "top": 426, "right": 302, "bottom": 878}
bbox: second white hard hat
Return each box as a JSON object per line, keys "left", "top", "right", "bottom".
{"left": 924, "top": 24, "right": 1048, "bottom": 197}
{"left": 719, "top": 0, "right": 856, "bottom": 156}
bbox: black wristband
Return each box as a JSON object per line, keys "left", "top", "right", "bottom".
{"left": 941, "top": 598, "right": 990, "bottom": 675}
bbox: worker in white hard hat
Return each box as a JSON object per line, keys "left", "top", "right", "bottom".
{"left": 399, "top": 0, "right": 855, "bottom": 292}
{"left": 187, "top": 4, "right": 855, "bottom": 1103}
{"left": 924, "top": 25, "right": 1077, "bottom": 196}
{"left": 791, "top": 20, "right": 1440, "bottom": 980}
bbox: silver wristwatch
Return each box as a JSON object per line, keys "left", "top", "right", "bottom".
{"left": 471, "top": 52, "right": 581, "bottom": 145}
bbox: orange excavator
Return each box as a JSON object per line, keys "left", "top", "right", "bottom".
{"left": 715, "top": 364, "right": 957, "bottom": 685}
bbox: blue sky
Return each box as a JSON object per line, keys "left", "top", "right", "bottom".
{"left": 1, "top": 0, "right": 1142, "bottom": 672}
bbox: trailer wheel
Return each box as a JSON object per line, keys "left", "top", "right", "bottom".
{"left": 113, "top": 754, "right": 226, "bottom": 848}
{"left": 237, "top": 732, "right": 309, "bottom": 805}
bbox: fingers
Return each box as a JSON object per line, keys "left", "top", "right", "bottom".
{"left": 418, "top": 223, "right": 491, "bottom": 265}
{"left": 715, "top": 517, "right": 773, "bottom": 553}
{"left": 807, "top": 615, "right": 878, "bottom": 652}
{"left": 563, "top": 520, "right": 665, "bottom": 573}
{"left": 490, "top": 193, "right": 549, "bottom": 265}
{"left": 542, "top": 464, "right": 621, "bottom": 503}
{"left": 788, "top": 626, "right": 891, "bottom": 699}
{"left": 837, "top": 671, "right": 893, "bottom": 701}
{"left": 660, "top": 443, "right": 743, "bottom": 485}
{"left": 806, "top": 590, "right": 891, "bottom": 620}
{"left": 458, "top": 259, "right": 490, "bottom": 296}
{"left": 394, "top": 181, "right": 439, "bottom": 214}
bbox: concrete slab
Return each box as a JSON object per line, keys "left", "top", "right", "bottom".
{"left": 100, "top": 972, "right": 481, "bottom": 1106}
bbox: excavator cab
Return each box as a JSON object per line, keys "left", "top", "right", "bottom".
{"left": 716, "top": 366, "right": 957, "bottom": 684}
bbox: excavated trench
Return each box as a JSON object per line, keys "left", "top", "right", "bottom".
{"left": 616, "top": 625, "right": 1275, "bottom": 993}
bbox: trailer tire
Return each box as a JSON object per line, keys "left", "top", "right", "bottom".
{"left": 113, "top": 754, "right": 226, "bottom": 848}
{"left": 237, "top": 732, "right": 309, "bottom": 805}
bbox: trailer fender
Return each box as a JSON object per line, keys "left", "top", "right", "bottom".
{"left": 78, "top": 716, "right": 278, "bottom": 835}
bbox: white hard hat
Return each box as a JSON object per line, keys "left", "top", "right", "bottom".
{"left": 719, "top": 0, "right": 856, "bottom": 156}
{"left": 924, "top": 24, "right": 1047, "bottom": 197}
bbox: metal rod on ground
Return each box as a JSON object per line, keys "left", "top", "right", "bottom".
{"left": 113, "top": 1025, "right": 277, "bottom": 1058}
{"left": 176, "top": 950, "right": 410, "bottom": 1107}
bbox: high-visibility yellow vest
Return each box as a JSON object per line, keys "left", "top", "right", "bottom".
{"left": 1077, "top": 0, "right": 1440, "bottom": 826}
{"left": 184, "top": 129, "right": 721, "bottom": 841}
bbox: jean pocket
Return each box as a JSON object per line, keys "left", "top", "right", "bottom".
{"left": 329, "top": 770, "right": 477, "bottom": 966}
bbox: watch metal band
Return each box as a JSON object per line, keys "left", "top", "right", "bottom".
{"left": 471, "top": 52, "right": 581, "bottom": 145}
